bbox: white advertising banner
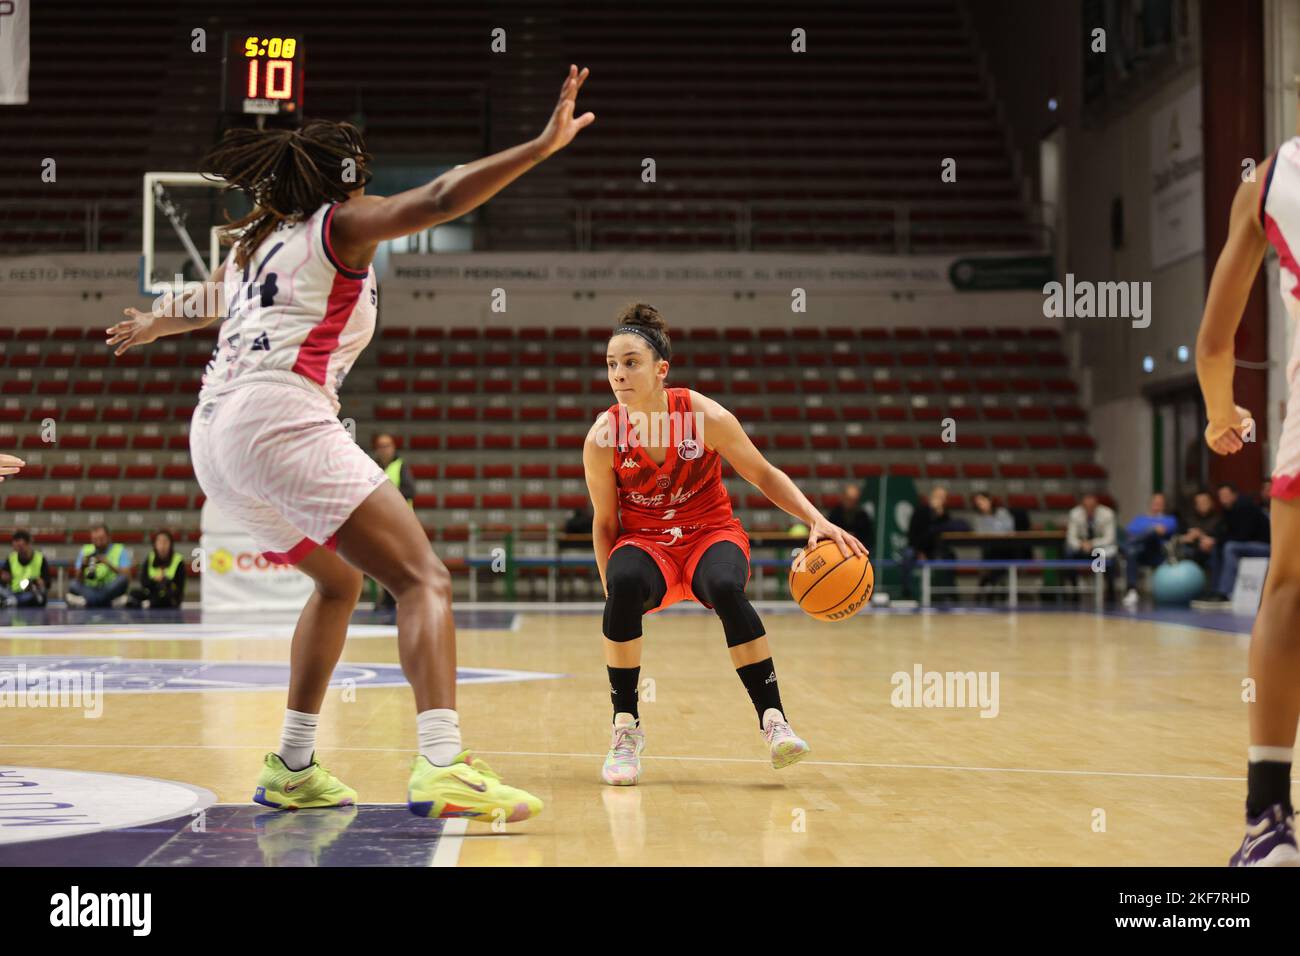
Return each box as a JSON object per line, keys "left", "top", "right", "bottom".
{"left": 1232, "top": 557, "right": 1268, "bottom": 616}
{"left": 1149, "top": 85, "right": 1204, "bottom": 270}
{"left": 0, "top": 0, "right": 29, "bottom": 105}
{"left": 200, "top": 500, "right": 314, "bottom": 612}
{"left": 0, "top": 253, "right": 141, "bottom": 294}
{"left": 387, "top": 251, "right": 1053, "bottom": 293}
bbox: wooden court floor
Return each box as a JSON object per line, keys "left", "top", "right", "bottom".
{"left": 0, "top": 609, "right": 1259, "bottom": 865}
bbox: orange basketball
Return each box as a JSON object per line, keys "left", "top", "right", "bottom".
{"left": 789, "top": 539, "right": 873, "bottom": 622}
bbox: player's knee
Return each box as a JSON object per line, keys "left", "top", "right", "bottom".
{"left": 427, "top": 556, "right": 453, "bottom": 604}
{"left": 606, "top": 564, "right": 649, "bottom": 606}
{"left": 1262, "top": 575, "right": 1300, "bottom": 629}
{"left": 317, "top": 564, "right": 363, "bottom": 603}
{"left": 389, "top": 553, "right": 450, "bottom": 604}
{"left": 695, "top": 560, "right": 747, "bottom": 607}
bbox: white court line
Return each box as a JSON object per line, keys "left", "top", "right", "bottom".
{"left": 0, "top": 741, "right": 1245, "bottom": 783}
{"left": 431, "top": 818, "right": 467, "bottom": 867}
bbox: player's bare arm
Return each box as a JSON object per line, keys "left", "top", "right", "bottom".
{"left": 330, "top": 65, "right": 593, "bottom": 264}
{"left": 1197, "top": 157, "right": 1271, "bottom": 456}
{"left": 107, "top": 259, "right": 229, "bottom": 356}
{"left": 0, "top": 453, "right": 24, "bottom": 483}
{"left": 583, "top": 411, "right": 621, "bottom": 595}
{"left": 691, "top": 390, "right": 867, "bottom": 559}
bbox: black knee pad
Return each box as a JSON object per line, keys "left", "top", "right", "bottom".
{"left": 691, "top": 542, "right": 766, "bottom": 648}
{"left": 602, "top": 546, "right": 667, "bottom": 642}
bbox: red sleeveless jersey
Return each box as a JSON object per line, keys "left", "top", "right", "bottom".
{"left": 607, "top": 388, "right": 736, "bottom": 533}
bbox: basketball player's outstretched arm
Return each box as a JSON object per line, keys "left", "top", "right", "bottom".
{"left": 1197, "top": 159, "right": 1271, "bottom": 455}
{"left": 0, "top": 453, "right": 24, "bottom": 482}
{"left": 583, "top": 412, "right": 621, "bottom": 595}
{"left": 691, "top": 391, "right": 868, "bottom": 560}
{"left": 106, "top": 260, "right": 229, "bottom": 355}
{"left": 330, "top": 65, "right": 594, "bottom": 253}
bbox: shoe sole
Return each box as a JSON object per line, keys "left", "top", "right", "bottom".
{"left": 600, "top": 768, "right": 640, "bottom": 786}
{"left": 1236, "top": 846, "right": 1300, "bottom": 867}
{"left": 771, "top": 741, "right": 811, "bottom": 770}
{"left": 407, "top": 798, "right": 540, "bottom": 823}
{"left": 253, "top": 786, "right": 355, "bottom": 811}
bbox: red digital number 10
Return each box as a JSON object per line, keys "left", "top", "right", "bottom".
{"left": 246, "top": 60, "right": 293, "bottom": 100}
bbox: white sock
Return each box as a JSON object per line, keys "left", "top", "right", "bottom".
{"left": 417, "top": 708, "right": 462, "bottom": 766}
{"left": 278, "top": 708, "right": 319, "bottom": 771}
{"left": 1249, "top": 745, "right": 1294, "bottom": 764}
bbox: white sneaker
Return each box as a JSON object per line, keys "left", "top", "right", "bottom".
{"left": 762, "top": 708, "right": 810, "bottom": 769}
{"left": 65, "top": 592, "right": 87, "bottom": 608}
{"left": 600, "top": 713, "right": 644, "bottom": 786}
{"left": 1121, "top": 588, "right": 1139, "bottom": 608}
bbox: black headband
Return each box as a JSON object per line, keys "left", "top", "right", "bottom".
{"left": 612, "top": 325, "right": 671, "bottom": 362}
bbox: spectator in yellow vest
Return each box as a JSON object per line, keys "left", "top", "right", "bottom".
{"left": 371, "top": 432, "right": 415, "bottom": 609}
{"left": 126, "top": 530, "right": 187, "bottom": 609}
{"left": 68, "top": 524, "right": 132, "bottom": 608}
{"left": 373, "top": 433, "right": 414, "bottom": 504}
{"left": 2, "top": 530, "right": 51, "bottom": 609}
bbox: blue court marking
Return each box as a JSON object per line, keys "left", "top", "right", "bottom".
{"left": 0, "top": 805, "right": 456, "bottom": 867}
{"left": 0, "top": 656, "right": 564, "bottom": 692}
{"left": 1098, "top": 606, "right": 1254, "bottom": 636}
{"left": 0, "top": 607, "right": 518, "bottom": 631}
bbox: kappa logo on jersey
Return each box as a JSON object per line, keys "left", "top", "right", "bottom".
{"left": 250, "top": 332, "right": 271, "bottom": 352}
{"left": 621, "top": 458, "right": 638, "bottom": 470}
{"left": 677, "top": 438, "right": 701, "bottom": 461}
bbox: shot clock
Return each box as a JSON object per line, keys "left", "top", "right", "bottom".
{"left": 222, "top": 33, "right": 305, "bottom": 119}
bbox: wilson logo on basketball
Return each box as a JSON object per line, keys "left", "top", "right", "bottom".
{"left": 788, "top": 540, "right": 874, "bottom": 623}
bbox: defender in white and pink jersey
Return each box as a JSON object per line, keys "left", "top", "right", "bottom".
{"left": 106, "top": 66, "right": 596, "bottom": 823}
{"left": 1199, "top": 139, "right": 1300, "bottom": 865}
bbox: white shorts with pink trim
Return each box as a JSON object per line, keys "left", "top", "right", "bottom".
{"left": 190, "top": 377, "right": 387, "bottom": 565}
{"left": 1274, "top": 325, "right": 1300, "bottom": 501}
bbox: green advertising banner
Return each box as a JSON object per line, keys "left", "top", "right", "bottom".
{"left": 863, "top": 473, "right": 918, "bottom": 596}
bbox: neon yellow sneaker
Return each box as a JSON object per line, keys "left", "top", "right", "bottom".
{"left": 407, "top": 750, "right": 543, "bottom": 823}
{"left": 252, "top": 753, "right": 358, "bottom": 810}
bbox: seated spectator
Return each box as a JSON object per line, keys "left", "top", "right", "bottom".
{"left": 1, "top": 530, "right": 51, "bottom": 608}
{"left": 827, "top": 483, "right": 874, "bottom": 549}
{"left": 1121, "top": 492, "right": 1179, "bottom": 607}
{"left": 1065, "top": 492, "right": 1118, "bottom": 599}
{"left": 970, "top": 491, "right": 1014, "bottom": 598}
{"left": 126, "top": 530, "right": 187, "bottom": 609}
{"left": 67, "top": 524, "right": 132, "bottom": 608}
{"left": 1177, "top": 489, "right": 1220, "bottom": 573}
{"left": 900, "top": 486, "right": 969, "bottom": 600}
{"left": 561, "top": 504, "right": 594, "bottom": 550}
{"left": 1201, "top": 482, "right": 1271, "bottom": 604}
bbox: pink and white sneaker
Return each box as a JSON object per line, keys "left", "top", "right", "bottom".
{"left": 600, "top": 713, "right": 645, "bottom": 786}
{"left": 762, "top": 708, "right": 810, "bottom": 769}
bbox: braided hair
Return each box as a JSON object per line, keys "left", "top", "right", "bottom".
{"left": 200, "top": 119, "right": 374, "bottom": 271}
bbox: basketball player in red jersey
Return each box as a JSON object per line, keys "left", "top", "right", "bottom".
{"left": 1201, "top": 133, "right": 1300, "bottom": 864}
{"left": 582, "top": 305, "right": 868, "bottom": 785}
{"left": 105, "top": 67, "right": 594, "bottom": 821}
